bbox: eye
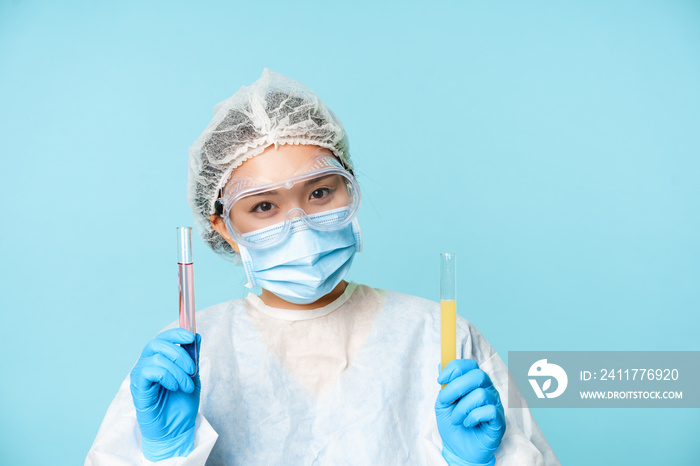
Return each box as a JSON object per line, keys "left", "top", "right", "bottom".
{"left": 250, "top": 201, "right": 276, "bottom": 213}
{"left": 310, "top": 188, "right": 332, "bottom": 200}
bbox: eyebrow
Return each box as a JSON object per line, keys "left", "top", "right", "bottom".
{"left": 303, "top": 174, "right": 338, "bottom": 186}
{"left": 244, "top": 175, "right": 339, "bottom": 199}
{"left": 246, "top": 189, "right": 280, "bottom": 198}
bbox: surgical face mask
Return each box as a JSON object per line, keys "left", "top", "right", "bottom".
{"left": 221, "top": 148, "right": 361, "bottom": 250}
{"left": 238, "top": 208, "right": 362, "bottom": 305}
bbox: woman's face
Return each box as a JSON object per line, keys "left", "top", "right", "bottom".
{"left": 209, "top": 143, "right": 349, "bottom": 252}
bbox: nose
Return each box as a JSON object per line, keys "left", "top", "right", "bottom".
{"left": 285, "top": 207, "right": 306, "bottom": 221}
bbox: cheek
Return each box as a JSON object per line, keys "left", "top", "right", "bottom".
{"left": 334, "top": 187, "right": 350, "bottom": 205}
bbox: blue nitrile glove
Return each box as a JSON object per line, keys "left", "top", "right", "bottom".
{"left": 130, "top": 329, "right": 201, "bottom": 461}
{"left": 435, "top": 359, "right": 506, "bottom": 466}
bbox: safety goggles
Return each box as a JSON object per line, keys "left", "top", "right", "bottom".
{"left": 220, "top": 148, "right": 361, "bottom": 249}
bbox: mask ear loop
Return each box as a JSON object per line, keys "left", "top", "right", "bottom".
{"left": 237, "top": 244, "right": 257, "bottom": 289}
{"left": 351, "top": 217, "right": 363, "bottom": 253}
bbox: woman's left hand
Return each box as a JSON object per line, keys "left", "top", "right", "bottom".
{"left": 435, "top": 359, "right": 506, "bottom": 466}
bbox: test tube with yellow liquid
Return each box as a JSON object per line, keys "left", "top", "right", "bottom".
{"left": 440, "top": 252, "right": 457, "bottom": 389}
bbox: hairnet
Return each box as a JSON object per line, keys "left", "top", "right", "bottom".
{"left": 187, "top": 68, "right": 352, "bottom": 264}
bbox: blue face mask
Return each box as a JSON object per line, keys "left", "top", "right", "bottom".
{"left": 238, "top": 210, "right": 362, "bottom": 305}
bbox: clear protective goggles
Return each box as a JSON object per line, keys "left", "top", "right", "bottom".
{"left": 220, "top": 148, "right": 361, "bottom": 249}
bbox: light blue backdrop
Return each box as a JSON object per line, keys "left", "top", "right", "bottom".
{"left": 1, "top": 1, "right": 698, "bottom": 464}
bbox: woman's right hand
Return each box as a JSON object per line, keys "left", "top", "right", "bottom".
{"left": 129, "top": 328, "right": 201, "bottom": 461}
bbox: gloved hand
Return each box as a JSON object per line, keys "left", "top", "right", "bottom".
{"left": 435, "top": 359, "right": 506, "bottom": 466}
{"left": 130, "top": 328, "right": 201, "bottom": 461}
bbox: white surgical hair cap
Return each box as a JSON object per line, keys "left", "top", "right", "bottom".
{"left": 186, "top": 68, "right": 352, "bottom": 264}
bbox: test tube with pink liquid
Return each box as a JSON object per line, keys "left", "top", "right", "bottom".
{"left": 177, "top": 227, "right": 197, "bottom": 375}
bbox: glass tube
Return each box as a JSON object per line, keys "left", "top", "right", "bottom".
{"left": 440, "top": 252, "right": 456, "bottom": 388}
{"left": 177, "top": 227, "right": 197, "bottom": 375}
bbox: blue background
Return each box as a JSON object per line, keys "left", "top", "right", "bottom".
{"left": 1, "top": 1, "right": 699, "bottom": 464}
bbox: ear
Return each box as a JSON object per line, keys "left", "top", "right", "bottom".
{"left": 210, "top": 214, "right": 240, "bottom": 254}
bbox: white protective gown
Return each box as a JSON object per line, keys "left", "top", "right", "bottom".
{"left": 86, "top": 282, "right": 560, "bottom": 465}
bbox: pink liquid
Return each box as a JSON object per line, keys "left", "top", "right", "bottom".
{"left": 178, "top": 263, "right": 195, "bottom": 331}
{"left": 178, "top": 262, "right": 197, "bottom": 372}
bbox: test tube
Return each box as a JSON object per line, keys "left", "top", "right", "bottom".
{"left": 440, "top": 252, "right": 456, "bottom": 389}
{"left": 177, "top": 227, "right": 197, "bottom": 375}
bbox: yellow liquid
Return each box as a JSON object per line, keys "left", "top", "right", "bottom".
{"left": 441, "top": 300, "right": 457, "bottom": 389}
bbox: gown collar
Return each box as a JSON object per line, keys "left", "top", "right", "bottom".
{"left": 245, "top": 281, "right": 359, "bottom": 321}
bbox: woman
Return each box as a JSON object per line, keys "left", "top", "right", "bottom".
{"left": 86, "top": 69, "right": 558, "bottom": 465}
